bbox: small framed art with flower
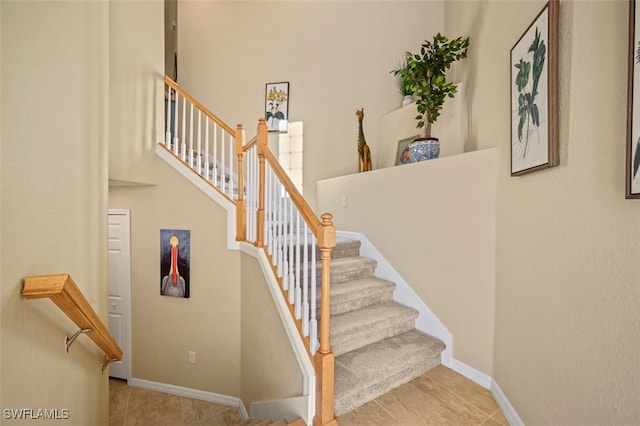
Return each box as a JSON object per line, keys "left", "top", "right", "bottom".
{"left": 265, "top": 82, "right": 289, "bottom": 132}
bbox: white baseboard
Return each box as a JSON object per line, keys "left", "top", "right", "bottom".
{"left": 449, "top": 358, "right": 492, "bottom": 389}
{"left": 491, "top": 379, "right": 524, "bottom": 426}
{"left": 250, "top": 395, "right": 310, "bottom": 424}
{"left": 128, "top": 378, "right": 248, "bottom": 419}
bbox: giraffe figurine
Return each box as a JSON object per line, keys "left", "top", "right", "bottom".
{"left": 356, "top": 108, "right": 372, "bottom": 172}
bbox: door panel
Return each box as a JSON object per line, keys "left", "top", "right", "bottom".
{"left": 108, "top": 210, "right": 131, "bottom": 380}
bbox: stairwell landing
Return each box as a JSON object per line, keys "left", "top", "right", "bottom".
{"left": 321, "top": 238, "right": 445, "bottom": 416}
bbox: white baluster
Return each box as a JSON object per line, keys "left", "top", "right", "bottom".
{"left": 295, "top": 211, "right": 302, "bottom": 318}
{"left": 282, "top": 195, "right": 289, "bottom": 291}
{"left": 310, "top": 237, "right": 318, "bottom": 353}
{"left": 205, "top": 120, "right": 210, "bottom": 181}
{"left": 165, "top": 86, "right": 171, "bottom": 147}
{"left": 252, "top": 146, "right": 258, "bottom": 242}
{"left": 270, "top": 168, "right": 276, "bottom": 256}
{"left": 265, "top": 167, "right": 271, "bottom": 254}
{"left": 291, "top": 210, "right": 299, "bottom": 306}
{"left": 179, "top": 97, "right": 186, "bottom": 156}
{"left": 221, "top": 132, "right": 226, "bottom": 194}
{"left": 213, "top": 123, "right": 218, "bottom": 187}
{"left": 247, "top": 147, "right": 253, "bottom": 242}
{"left": 302, "top": 222, "right": 309, "bottom": 333}
{"left": 173, "top": 93, "right": 179, "bottom": 152}
{"left": 228, "top": 135, "right": 234, "bottom": 199}
{"left": 278, "top": 183, "right": 284, "bottom": 276}
{"left": 197, "top": 111, "right": 202, "bottom": 174}
{"left": 187, "top": 104, "right": 194, "bottom": 165}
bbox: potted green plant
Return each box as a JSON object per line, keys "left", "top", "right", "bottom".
{"left": 392, "top": 33, "right": 469, "bottom": 161}
{"left": 394, "top": 61, "right": 415, "bottom": 107}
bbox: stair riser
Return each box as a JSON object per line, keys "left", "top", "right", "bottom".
{"left": 317, "top": 290, "right": 394, "bottom": 316}
{"left": 269, "top": 240, "right": 360, "bottom": 262}
{"left": 332, "top": 318, "right": 417, "bottom": 356}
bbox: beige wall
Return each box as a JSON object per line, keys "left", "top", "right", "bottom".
{"left": 240, "top": 253, "right": 303, "bottom": 409}
{"left": 1, "top": 1, "right": 110, "bottom": 424}
{"left": 447, "top": 0, "right": 640, "bottom": 423}
{"left": 109, "top": 0, "right": 164, "bottom": 185}
{"left": 317, "top": 149, "right": 497, "bottom": 375}
{"left": 177, "top": 1, "right": 444, "bottom": 212}
{"left": 109, "top": 159, "right": 242, "bottom": 396}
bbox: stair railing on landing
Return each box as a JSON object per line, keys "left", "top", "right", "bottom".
{"left": 164, "top": 76, "right": 241, "bottom": 201}
{"left": 163, "top": 77, "right": 337, "bottom": 426}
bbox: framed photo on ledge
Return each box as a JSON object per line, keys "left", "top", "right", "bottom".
{"left": 510, "top": 0, "right": 559, "bottom": 176}
{"left": 265, "top": 82, "right": 289, "bottom": 132}
{"left": 395, "top": 135, "right": 418, "bottom": 165}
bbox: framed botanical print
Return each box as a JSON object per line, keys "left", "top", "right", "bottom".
{"left": 265, "top": 82, "right": 289, "bottom": 132}
{"left": 510, "top": 0, "right": 559, "bottom": 176}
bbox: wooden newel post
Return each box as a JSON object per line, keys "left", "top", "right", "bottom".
{"left": 235, "top": 124, "right": 246, "bottom": 241}
{"left": 255, "top": 118, "right": 268, "bottom": 248}
{"left": 314, "top": 213, "right": 338, "bottom": 426}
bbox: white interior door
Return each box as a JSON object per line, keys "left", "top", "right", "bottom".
{"left": 108, "top": 209, "right": 132, "bottom": 380}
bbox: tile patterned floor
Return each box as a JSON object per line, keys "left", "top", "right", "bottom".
{"left": 336, "top": 365, "right": 509, "bottom": 426}
{"left": 110, "top": 365, "right": 508, "bottom": 426}
{"left": 109, "top": 378, "right": 243, "bottom": 426}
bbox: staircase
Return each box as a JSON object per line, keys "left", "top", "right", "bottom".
{"left": 162, "top": 76, "right": 445, "bottom": 424}
{"left": 325, "top": 239, "right": 445, "bottom": 416}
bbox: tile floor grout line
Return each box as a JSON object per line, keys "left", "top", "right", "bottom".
{"left": 423, "top": 375, "right": 497, "bottom": 421}
{"left": 122, "top": 382, "right": 131, "bottom": 426}
{"left": 372, "top": 398, "right": 399, "bottom": 424}
{"left": 423, "top": 375, "right": 497, "bottom": 419}
{"left": 488, "top": 411, "right": 509, "bottom": 426}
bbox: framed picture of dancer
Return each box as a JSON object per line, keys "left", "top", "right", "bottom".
{"left": 160, "top": 229, "right": 191, "bottom": 298}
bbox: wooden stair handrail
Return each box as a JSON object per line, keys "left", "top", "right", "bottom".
{"left": 242, "top": 135, "right": 258, "bottom": 152}
{"left": 259, "top": 138, "right": 322, "bottom": 235}
{"left": 23, "top": 274, "right": 123, "bottom": 370}
{"left": 164, "top": 76, "right": 236, "bottom": 136}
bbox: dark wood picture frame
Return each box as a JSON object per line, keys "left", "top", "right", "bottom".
{"left": 510, "top": 0, "right": 559, "bottom": 176}
{"left": 627, "top": 0, "right": 640, "bottom": 198}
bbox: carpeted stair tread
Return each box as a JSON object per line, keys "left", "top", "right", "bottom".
{"left": 316, "top": 256, "right": 377, "bottom": 284}
{"left": 317, "top": 277, "right": 396, "bottom": 315}
{"left": 334, "top": 329, "right": 445, "bottom": 416}
{"left": 330, "top": 239, "right": 361, "bottom": 259}
{"left": 331, "top": 301, "right": 418, "bottom": 356}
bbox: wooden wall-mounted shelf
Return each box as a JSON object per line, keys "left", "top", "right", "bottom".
{"left": 23, "top": 273, "right": 123, "bottom": 371}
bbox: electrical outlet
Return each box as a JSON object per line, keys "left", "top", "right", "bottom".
{"left": 188, "top": 351, "right": 196, "bottom": 364}
{"left": 341, "top": 195, "right": 348, "bottom": 208}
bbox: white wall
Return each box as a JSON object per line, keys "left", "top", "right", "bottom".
{"left": 109, "top": 158, "right": 242, "bottom": 396}
{"left": 240, "top": 253, "right": 304, "bottom": 410}
{"left": 1, "top": 1, "right": 109, "bottom": 423}
{"left": 177, "top": 1, "right": 444, "bottom": 212}
{"left": 109, "top": 0, "right": 164, "bottom": 185}
{"left": 317, "top": 148, "right": 498, "bottom": 375}
{"left": 446, "top": 0, "right": 640, "bottom": 423}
